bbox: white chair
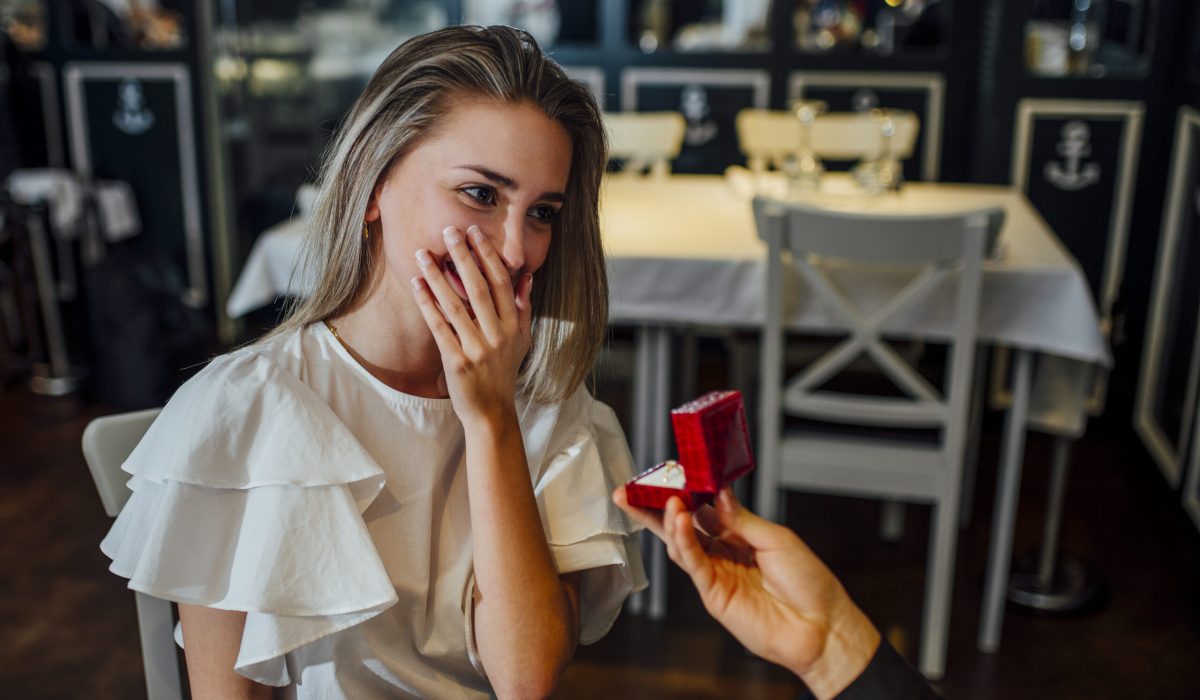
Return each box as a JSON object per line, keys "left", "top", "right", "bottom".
{"left": 735, "top": 108, "right": 920, "bottom": 173}
{"left": 82, "top": 408, "right": 183, "bottom": 700}
{"left": 604, "top": 111, "right": 686, "bottom": 178}
{"left": 752, "top": 197, "right": 1002, "bottom": 680}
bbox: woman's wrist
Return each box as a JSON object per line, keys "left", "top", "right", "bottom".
{"left": 458, "top": 402, "right": 520, "bottom": 438}
{"left": 792, "top": 597, "right": 882, "bottom": 700}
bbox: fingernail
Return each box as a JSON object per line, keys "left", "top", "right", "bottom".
{"left": 468, "top": 225, "right": 484, "bottom": 242}
{"left": 443, "top": 226, "right": 463, "bottom": 246}
{"left": 415, "top": 249, "right": 433, "bottom": 267}
{"left": 410, "top": 276, "right": 422, "bottom": 290}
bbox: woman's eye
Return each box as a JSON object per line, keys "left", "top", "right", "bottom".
{"left": 461, "top": 186, "right": 496, "bottom": 205}
{"left": 529, "top": 205, "right": 559, "bottom": 224}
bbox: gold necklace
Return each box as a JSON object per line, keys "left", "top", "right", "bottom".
{"left": 324, "top": 320, "right": 350, "bottom": 352}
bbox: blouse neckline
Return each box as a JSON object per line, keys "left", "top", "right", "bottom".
{"left": 311, "top": 322, "right": 456, "bottom": 410}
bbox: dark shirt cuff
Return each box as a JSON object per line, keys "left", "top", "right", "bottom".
{"left": 826, "top": 639, "right": 943, "bottom": 700}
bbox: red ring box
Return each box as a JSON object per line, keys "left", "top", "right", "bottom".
{"left": 625, "top": 390, "right": 755, "bottom": 510}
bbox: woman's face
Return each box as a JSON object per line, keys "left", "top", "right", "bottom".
{"left": 366, "top": 96, "right": 573, "bottom": 310}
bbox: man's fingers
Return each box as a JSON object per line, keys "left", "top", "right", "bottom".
{"left": 694, "top": 504, "right": 727, "bottom": 539}
{"left": 716, "top": 487, "right": 798, "bottom": 551}
{"left": 612, "top": 486, "right": 666, "bottom": 540}
{"left": 662, "top": 497, "right": 681, "bottom": 561}
{"left": 672, "top": 508, "right": 716, "bottom": 594}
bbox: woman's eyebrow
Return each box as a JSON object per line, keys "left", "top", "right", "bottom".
{"left": 456, "top": 164, "right": 566, "bottom": 202}
{"left": 457, "top": 164, "right": 516, "bottom": 188}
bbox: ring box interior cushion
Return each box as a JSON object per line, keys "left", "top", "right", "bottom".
{"left": 625, "top": 390, "right": 756, "bottom": 510}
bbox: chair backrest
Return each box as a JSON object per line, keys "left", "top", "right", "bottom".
{"left": 82, "top": 408, "right": 183, "bottom": 700}
{"left": 604, "top": 111, "right": 686, "bottom": 178}
{"left": 753, "top": 197, "right": 1001, "bottom": 436}
{"left": 82, "top": 408, "right": 161, "bottom": 516}
{"left": 736, "top": 109, "right": 920, "bottom": 172}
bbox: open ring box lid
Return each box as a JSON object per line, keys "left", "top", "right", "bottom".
{"left": 625, "top": 390, "right": 756, "bottom": 510}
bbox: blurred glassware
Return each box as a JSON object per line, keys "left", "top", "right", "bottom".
{"left": 853, "top": 109, "right": 904, "bottom": 194}
{"left": 786, "top": 99, "right": 827, "bottom": 194}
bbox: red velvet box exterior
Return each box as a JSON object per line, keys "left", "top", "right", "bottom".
{"left": 625, "top": 390, "right": 755, "bottom": 510}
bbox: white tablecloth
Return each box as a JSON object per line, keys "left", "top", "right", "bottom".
{"left": 601, "top": 173, "right": 1109, "bottom": 369}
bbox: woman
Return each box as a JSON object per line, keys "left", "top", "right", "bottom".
{"left": 101, "top": 25, "right": 645, "bottom": 698}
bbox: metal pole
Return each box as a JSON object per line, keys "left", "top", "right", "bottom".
{"left": 27, "top": 212, "right": 71, "bottom": 376}
{"left": 1037, "top": 437, "right": 1071, "bottom": 589}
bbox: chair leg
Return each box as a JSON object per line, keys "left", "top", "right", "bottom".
{"left": 134, "top": 592, "right": 184, "bottom": 700}
{"left": 880, "top": 501, "right": 906, "bottom": 542}
{"left": 918, "top": 496, "right": 960, "bottom": 680}
{"left": 960, "top": 349, "right": 990, "bottom": 529}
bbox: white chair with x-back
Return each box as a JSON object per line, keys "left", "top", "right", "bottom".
{"left": 752, "top": 196, "right": 1003, "bottom": 680}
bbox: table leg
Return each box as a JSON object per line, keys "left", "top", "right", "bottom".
{"left": 648, "top": 326, "right": 672, "bottom": 620}
{"left": 627, "top": 326, "right": 673, "bottom": 619}
{"left": 978, "top": 348, "right": 1034, "bottom": 652}
{"left": 627, "top": 326, "right": 655, "bottom": 616}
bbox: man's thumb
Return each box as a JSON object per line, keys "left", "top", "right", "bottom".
{"left": 716, "top": 487, "right": 789, "bottom": 549}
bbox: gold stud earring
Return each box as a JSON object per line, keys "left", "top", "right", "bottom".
{"left": 363, "top": 222, "right": 370, "bottom": 240}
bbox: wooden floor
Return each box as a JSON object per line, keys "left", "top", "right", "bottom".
{"left": 3, "top": 360, "right": 1200, "bottom": 699}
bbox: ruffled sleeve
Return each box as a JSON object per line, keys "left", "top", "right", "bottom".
{"left": 525, "top": 389, "right": 647, "bottom": 644}
{"left": 99, "top": 349, "right": 397, "bottom": 686}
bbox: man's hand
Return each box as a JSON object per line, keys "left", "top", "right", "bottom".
{"left": 614, "top": 487, "right": 881, "bottom": 699}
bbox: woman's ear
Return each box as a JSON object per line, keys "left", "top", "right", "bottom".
{"left": 365, "top": 165, "right": 390, "bottom": 223}
{"left": 364, "top": 192, "right": 382, "bottom": 223}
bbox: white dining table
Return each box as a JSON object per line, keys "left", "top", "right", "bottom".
{"left": 226, "top": 172, "right": 1110, "bottom": 652}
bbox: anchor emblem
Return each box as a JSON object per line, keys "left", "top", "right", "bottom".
{"left": 680, "top": 84, "right": 718, "bottom": 146}
{"left": 113, "top": 78, "right": 155, "bottom": 135}
{"left": 1044, "top": 120, "right": 1100, "bottom": 191}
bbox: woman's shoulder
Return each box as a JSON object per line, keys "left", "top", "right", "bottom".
{"left": 525, "top": 385, "right": 622, "bottom": 437}
{"left": 171, "top": 323, "right": 322, "bottom": 405}
{"left": 520, "top": 386, "right": 631, "bottom": 474}
{"left": 126, "top": 324, "right": 383, "bottom": 489}
{"left": 519, "top": 385, "right": 592, "bottom": 443}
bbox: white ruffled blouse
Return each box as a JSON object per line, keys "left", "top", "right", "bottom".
{"left": 100, "top": 323, "right": 646, "bottom": 698}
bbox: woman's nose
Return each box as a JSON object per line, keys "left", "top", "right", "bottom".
{"left": 497, "top": 216, "right": 527, "bottom": 273}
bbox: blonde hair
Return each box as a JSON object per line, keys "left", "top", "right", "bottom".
{"left": 272, "top": 25, "right": 608, "bottom": 404}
